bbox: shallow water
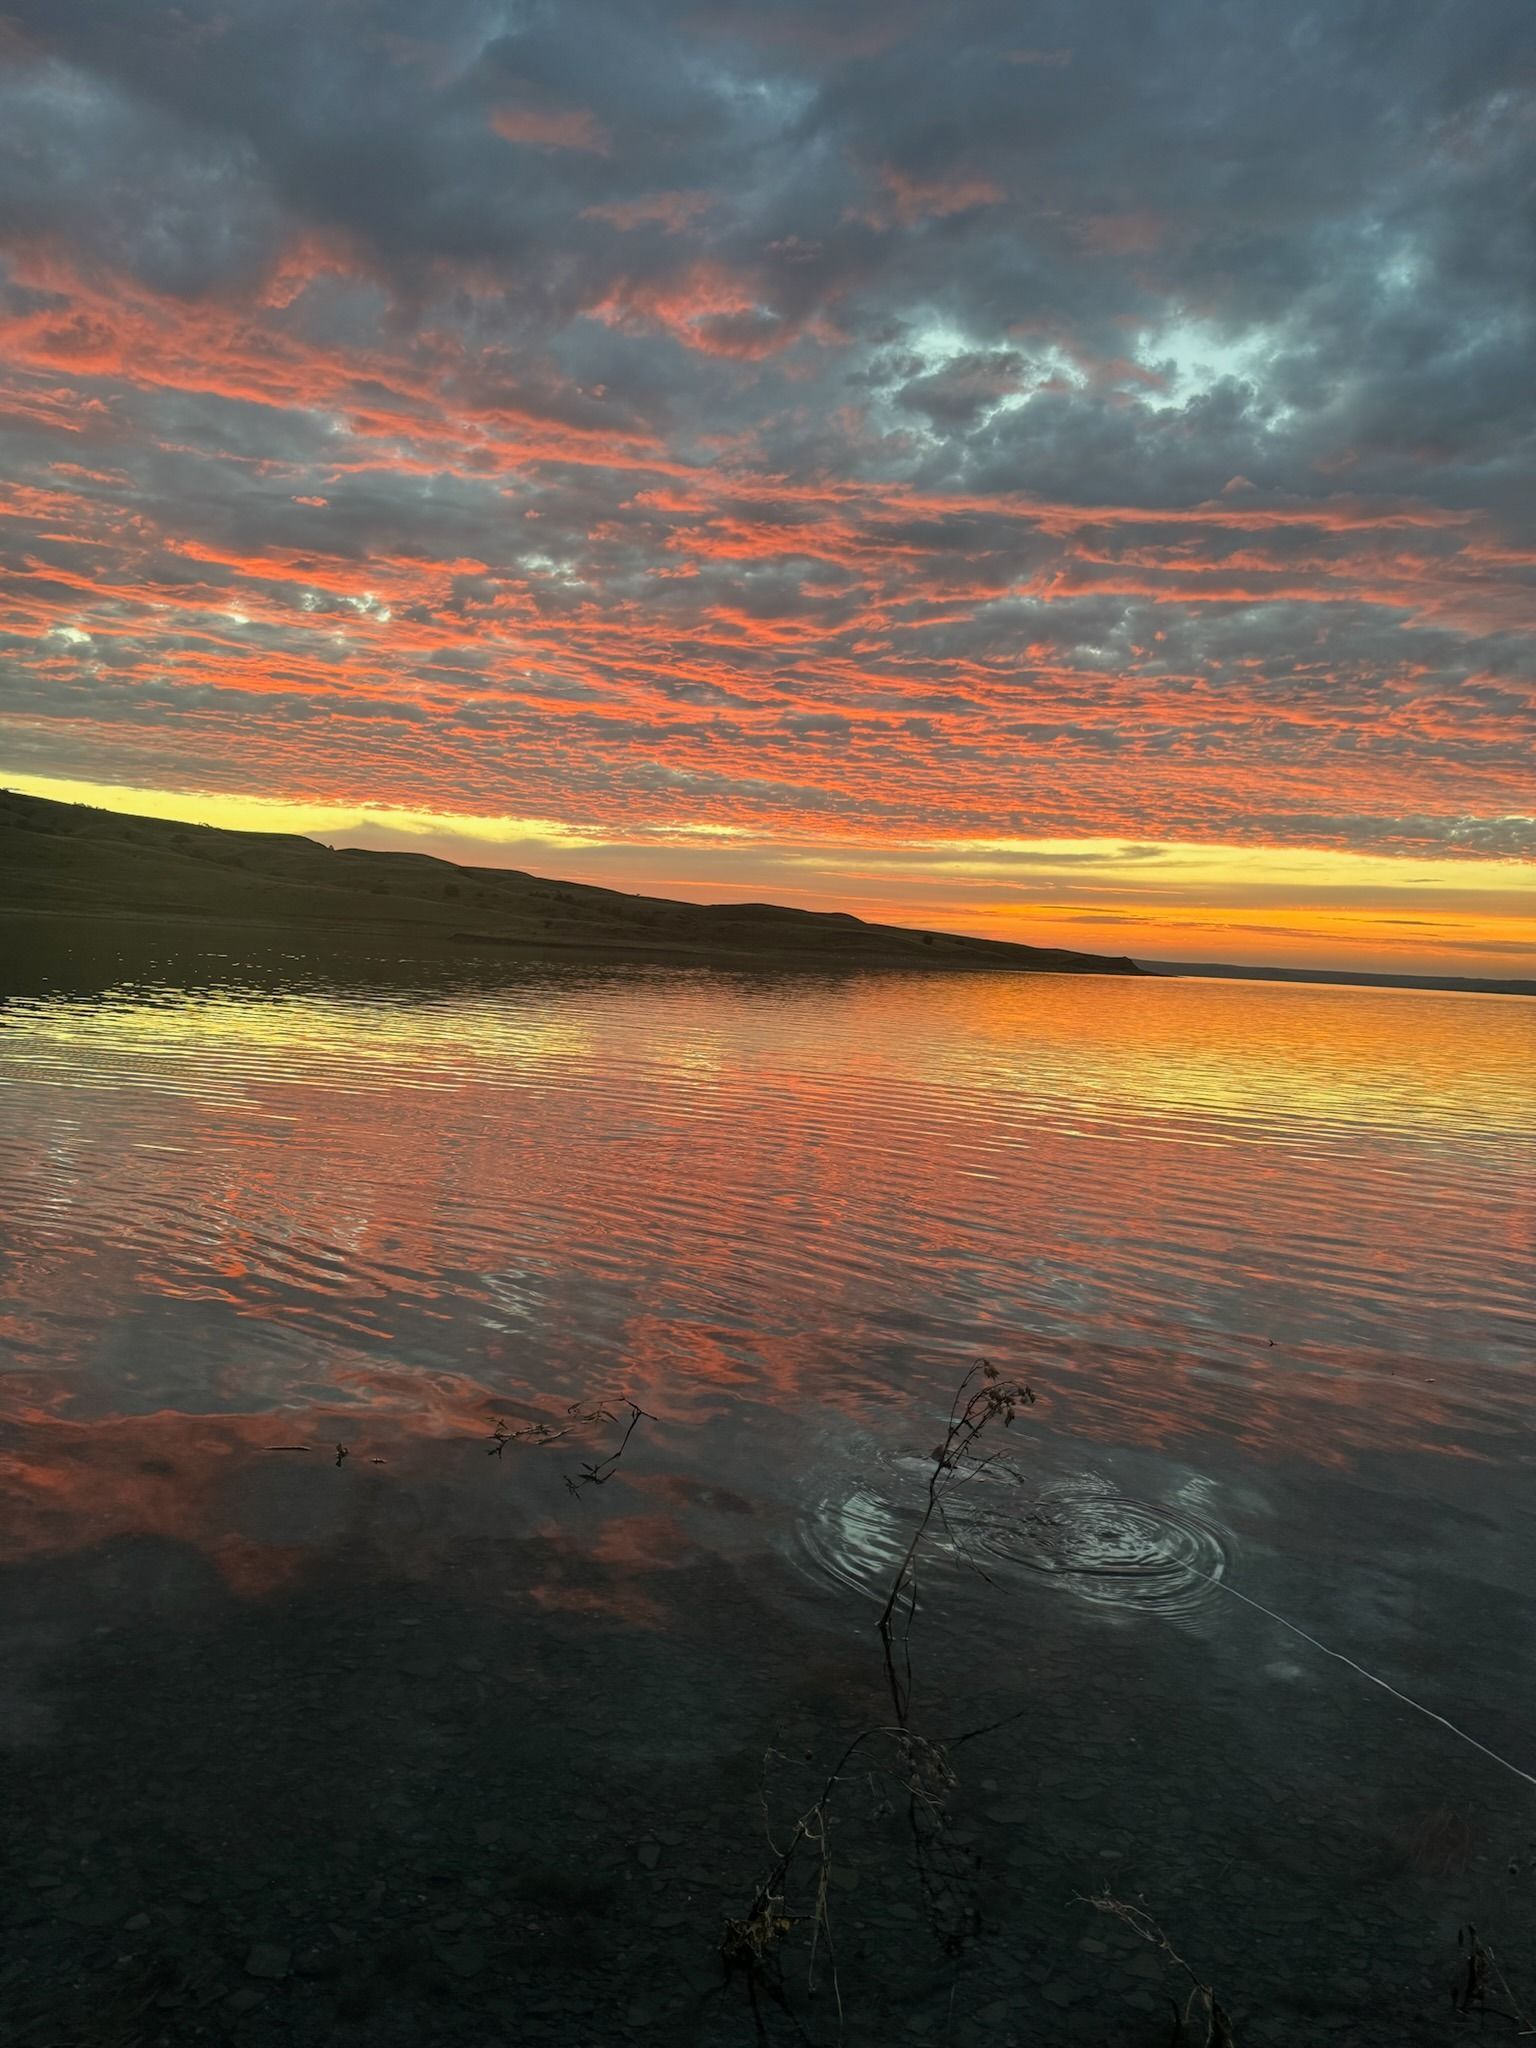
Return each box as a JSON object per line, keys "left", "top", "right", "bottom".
{"left": 1, "top": 955, "right": 1533, "bottom": 2044}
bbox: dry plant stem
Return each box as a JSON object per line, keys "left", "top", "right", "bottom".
{"left": 724, "top": 1359, "right": 1036, "bottom": 2028}
{"left": 726, "top": 1718, "right": 960, "bottom": 2034}
{"left": 1455, "top": 1925, "right": 1536, "bottom": 2035}
{"left": 484, "top": 1396, "right": 655, "bottom": 1494}
{"left": 875, "top": 1363, "right": 1034, "bottom": 1729}
{"left": 260, "top": 1440, "right": 383, "bottom": 1463}
{"left": 1081, "top": 1890, "right": 1237, "bottom": 2047}
{"left": 871, "top": 1365, "right": 1035, "bottom": 1961}
{"left": 486, "top": 1400, "right": 617, "bottom": 1457}
{"left": 565, "top": 1396, "right": 654, "bottom": 1494}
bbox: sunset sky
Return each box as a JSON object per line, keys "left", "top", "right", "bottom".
{"left": 1, "top": 2, "right": 1532, "bottom": 974}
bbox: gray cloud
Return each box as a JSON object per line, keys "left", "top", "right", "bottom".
{"left": 0, "top": 0, "right": 1531, "bottom": 866}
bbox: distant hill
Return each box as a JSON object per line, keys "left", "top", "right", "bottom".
{"left": 0, "top": 789, "right": 1140, "bottom": 977}
{"left": 1139, "top": 957, "right": 1534, "bottom": 998}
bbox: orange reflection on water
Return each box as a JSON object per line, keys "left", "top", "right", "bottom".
{"left": 0, "top": 1396, "right": 675, "bottom": 1626}
{"left": 0, "top": 969, "right": 1530, "bottom": 1588}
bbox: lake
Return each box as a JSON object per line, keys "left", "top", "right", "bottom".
{"left": 1, "top": 954, "right": 1533, "bottom": 2046}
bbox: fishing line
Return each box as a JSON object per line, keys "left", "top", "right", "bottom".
{"left": 1187, "top": 1562, "right": 1536, "bottom": 1794}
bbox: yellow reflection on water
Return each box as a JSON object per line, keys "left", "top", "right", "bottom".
{"left": 11, "top": 970, "right": 1530, "bottom": 1141}
{"left": 884, "top": 973, "right": 1534, "bottom": 1138}
{"left": 13, "top": 989, "right": 597, "bottom": 1090}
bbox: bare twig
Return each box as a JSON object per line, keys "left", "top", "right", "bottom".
{"left": 483, "top": 1396, "right": 654, "bottom": 1495}
{"left": 1455, "top": 1925, "right": 1536, "bottom": 2034}
{"left": 723, "top": 1359, "right": 1036, "bottom": 2029}
{"left": 486, "top": 1401, "right": 615, "bottom": 1457}
{"left": 1080, "top": 1890, "right": 1237, "bottom": 2046}
{"left": 874, "top": 1362, "right": 1034, "bottom": 1729}
{"left": 564, "top": 1397, "right": 654, "bottom": 1495}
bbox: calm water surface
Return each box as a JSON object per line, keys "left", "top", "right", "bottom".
{"left": 1, "top": 958, "right": 1533, "bottom": 2045}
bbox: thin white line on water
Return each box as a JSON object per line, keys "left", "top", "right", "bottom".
{"left": 1188, "top": 1563, "right": 1536, "bottom": 1794}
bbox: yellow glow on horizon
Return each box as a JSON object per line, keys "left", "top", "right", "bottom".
{"left": 3, "top": 772, "right": 602, "bottom": 851}
{"left": 958, "top": 897, "right": 1535, "bottom": 972}
{"left": 891, "top": 835, "right": 1536, "bottom": 903}
{"left": 6, "top": 769, "right": 1531, "bottom": 976}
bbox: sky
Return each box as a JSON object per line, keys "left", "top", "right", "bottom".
{"left": 1, "top": 1, "right": 1533, "bottom": 975}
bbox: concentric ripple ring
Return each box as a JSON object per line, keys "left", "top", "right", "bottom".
{"left": 795, "top": 1453, "right": 1229, "bottom": 1618}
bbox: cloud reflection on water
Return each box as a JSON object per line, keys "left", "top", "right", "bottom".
{"left": 0, "top": 967, "right": 1530, "bottom": 1599}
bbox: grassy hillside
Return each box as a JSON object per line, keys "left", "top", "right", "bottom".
{"left": 0, "top": 788, "right": 1140, "bottom": 976}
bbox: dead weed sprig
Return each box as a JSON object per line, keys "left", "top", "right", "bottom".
{"left": 877, "top": 1362, "right": 1034, "bottom": 1730}
{"left": 1080, "top": 1889, "right": 1237, "bottom": 2046}
{"left": 564, "top": 1397, "right": 653, "bottom": 1496}
{"left": 722, "top": 1359, "right": 1034, "bottom": 2031}
{"left": 485, "top": 1397, "right": 655, "bottom": 1495}
{"left": 1455, "top": 1924, "right": 1536, "bottom": 2035}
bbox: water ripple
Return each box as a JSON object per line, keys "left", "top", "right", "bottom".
{"left": 794, "top": 1450, "right": 1231, "bottom": 1618}
{"left": 0, "top": 970, "right": 1531, "bottom": 1450}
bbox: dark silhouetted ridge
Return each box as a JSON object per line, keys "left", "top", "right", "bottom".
{"left": 0, "top": 789, "right": 1141, "bottom": 977}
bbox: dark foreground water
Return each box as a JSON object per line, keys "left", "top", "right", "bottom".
{"left": 1, "top": 946, "right": 1533, "bottom": 2046}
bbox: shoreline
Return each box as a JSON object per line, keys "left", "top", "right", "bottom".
{"left": 0, "top": 902, "right": 1137, "bottom": 985}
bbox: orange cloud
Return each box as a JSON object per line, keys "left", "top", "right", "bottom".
{"left": 587, "top": 262, "right": 797, "bottom": 357}
{"left": 490, "top": 104, "right": 608, "bottom": 153}
{"left": 2, "top": 249, "right": 1530, "bottom": 958}
{"left": 582, "top": 191, "right": 712, "bottom": 232}
{"left": 859, "top": 164, "right": 1007, "bottom": 227}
